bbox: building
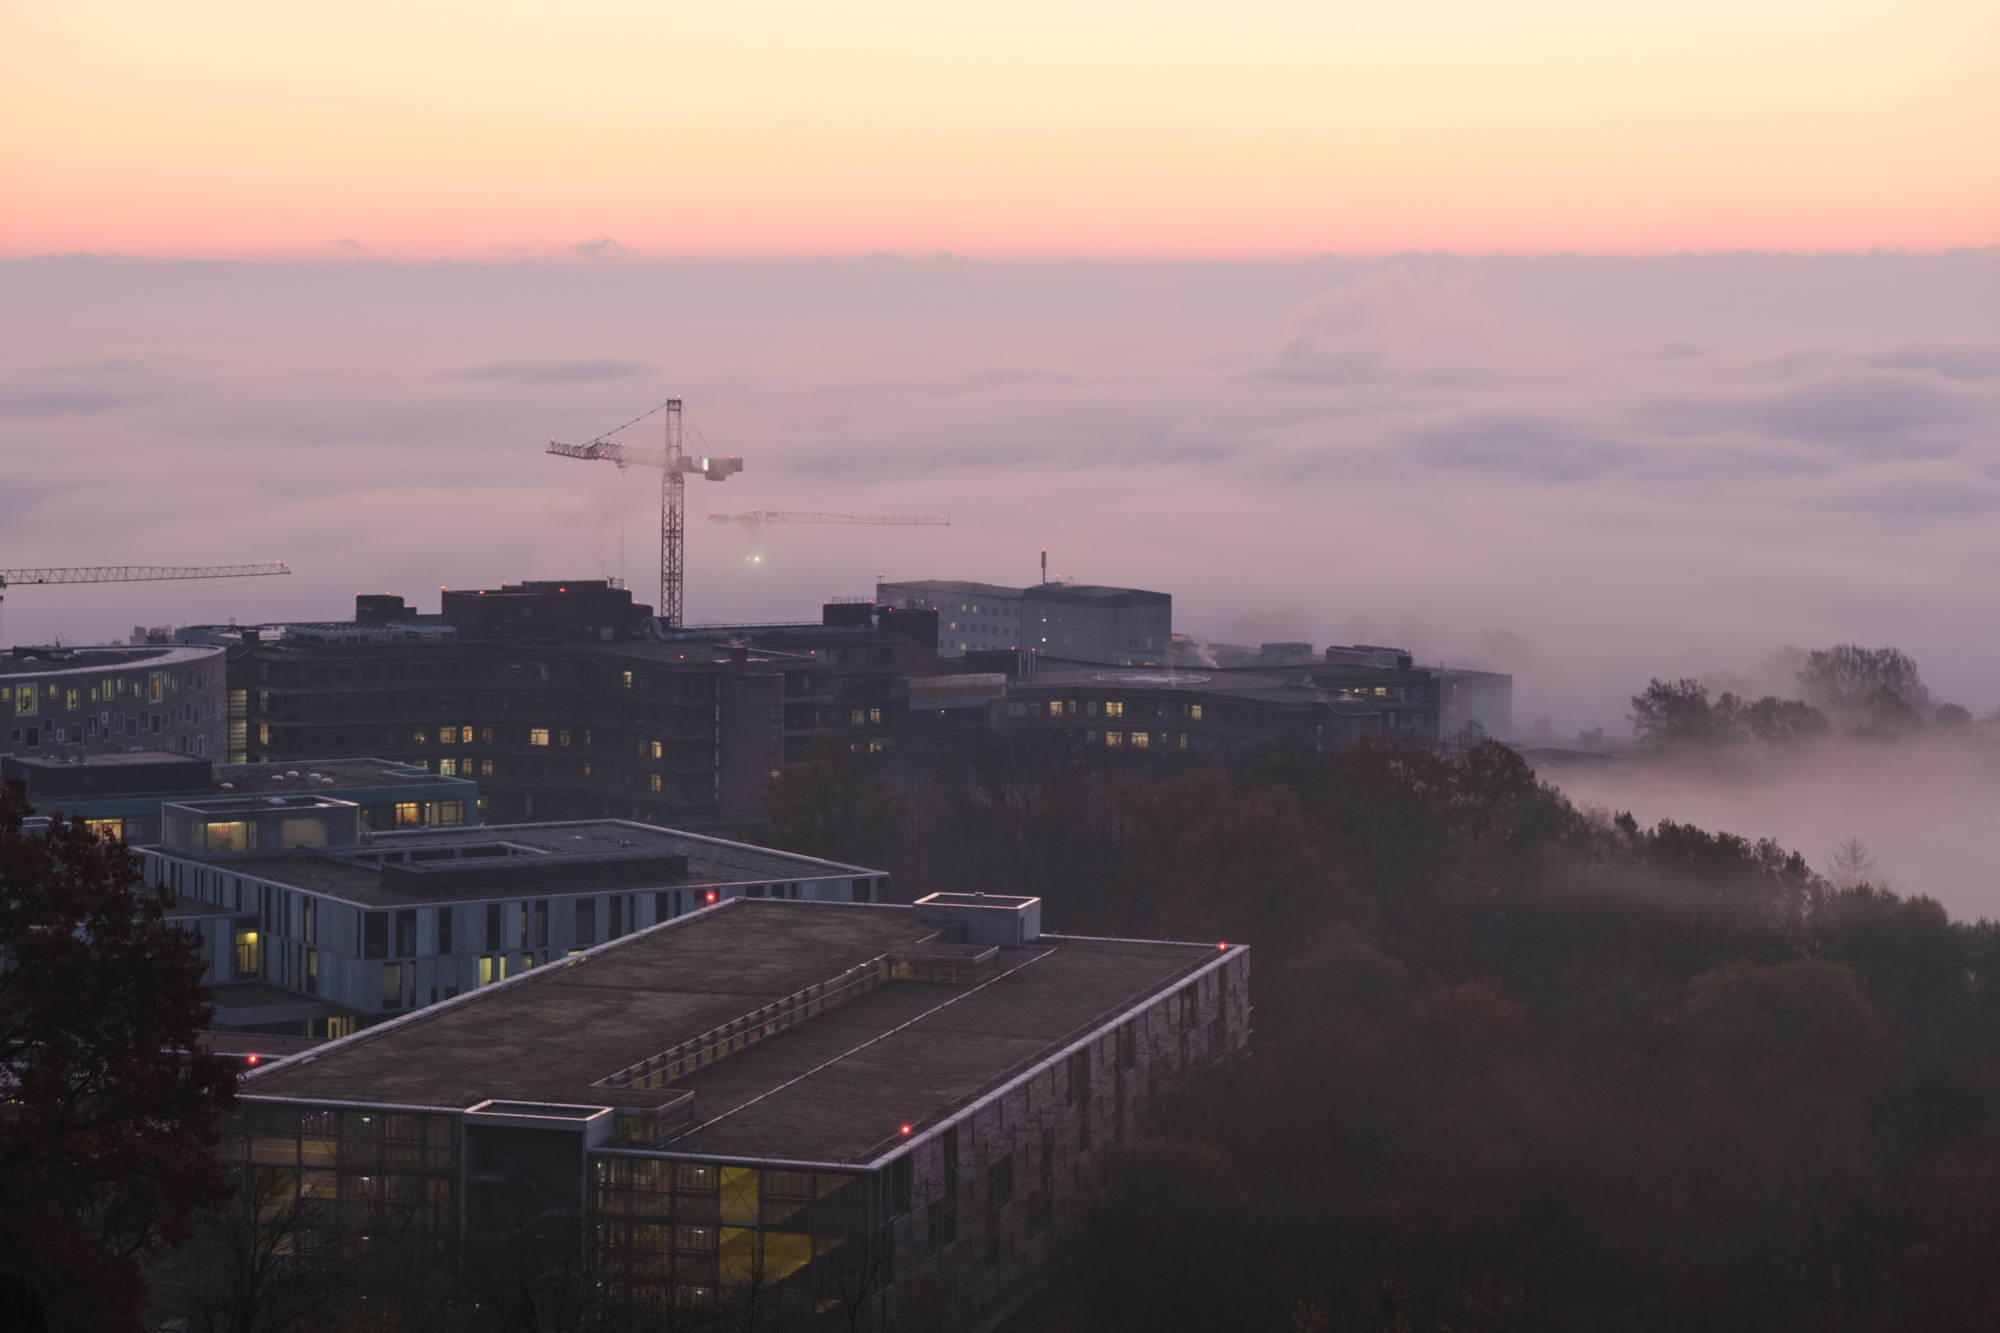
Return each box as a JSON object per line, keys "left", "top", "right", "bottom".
{"left": 225, "top": 893, "right": 1248, "bottom": 1331}
{"left": 2, "top": 644, "right": 226, "bottom": 759}
{"left": 2, "top": 752, "right": 476, "bottom": 844}
{"left": 142, "top": 811, "right": 888, "bottom": 1039}
{"left": 876, "top": 579, "right": 1172, "bottom": 665}
{"left": 181, "top": 583, "right": 940, "bottom": 828}
{"left": 988, "top": 650, "right": 1512, "bottom": 752}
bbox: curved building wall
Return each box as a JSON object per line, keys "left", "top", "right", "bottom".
{"left": 2, "top": 645, "right": 227, "bottom": 760}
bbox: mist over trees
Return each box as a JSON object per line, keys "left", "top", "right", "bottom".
{"left": 1630, "top": 644, "right": 1973, "bottom": 748}
{"left": 751, "top": 733, "right": 2000, "bottom": 1332}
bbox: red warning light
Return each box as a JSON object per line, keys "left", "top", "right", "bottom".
{"left": 246, "top": 1053, "right": 259, "bottom": 1065}
{"left": 705, "top": 890, "right": 718, "bottom": 904}
{"left": 900, "top": 1124, "right": 913, "bottom": 1136}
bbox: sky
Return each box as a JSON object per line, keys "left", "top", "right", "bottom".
{"left": 2, "top": 0, "right": 1995, "bottom": 259}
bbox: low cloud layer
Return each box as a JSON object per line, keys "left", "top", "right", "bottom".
{"left": 3, "top": 253, "right": 1996, "bottom": 738}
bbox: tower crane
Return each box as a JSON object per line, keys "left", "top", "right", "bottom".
{"left": 706, "top": 510, "right": 950, "bottom": 528}
{"left": 546, "top": 398, "right": 741, "bottom": 630}
{"left": 0, "top": 562, "right": 291, "bottom": 640}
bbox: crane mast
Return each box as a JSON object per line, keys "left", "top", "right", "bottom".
{"left": 661, "top": 398, "right": 685, "bottom": 630}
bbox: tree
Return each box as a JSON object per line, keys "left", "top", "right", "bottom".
{"left": 742, "top": 739, "right": 908, "bottom": 874}
{"left": 0, "top": 779, "right": 237, "bottom": 1331}
{"left": 1796, "top": 645, "right": 1930, "bottom": 719}
{"left": 1629, "top": 678, "right": 1726, "bottom": 747}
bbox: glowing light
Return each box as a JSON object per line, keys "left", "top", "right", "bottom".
{"left": 900, "top": 1123, "right": 913, "bottom": 1136}
{"left": 1218, "top": 942, "right": 1228, "bottom": 951}
{"left": 705, "top": 890, "right": 718, "bottom": 903}
{"left": 246, "top": 1053, "right": 259, "bottom": 1064}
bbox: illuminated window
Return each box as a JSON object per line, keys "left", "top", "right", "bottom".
{"left": 381, "top": 962, "right": 404, "bottom": 1008}
{"left": 1190, "top": 704, "right": 1204, "bottom": 721}
{"left": 582, "top": 760, "right": 592, "bottom": 776}
{"left": 621, "top": 670, "right": 634, "bottom": 689}
{"left": 649, "top": 740, "right": 664, "bottom": 759}
{"left": 530, "top": 729, "right": 550, "bottom": 746}
{"left": 480, "top": 759, "right": 494, "bottom": 776}
{"left": 394, "top": 802, "right": 423, "bottom": 828}
{"left": 869, "top": 707, "right": 882, "bottom": 724}
{"left": 849, "top": 708, "right": 865, "bottom": 725}
{"left": 438, "top": 759, "right": 457, "bottom": 776}
{"left": 1132, "top": 732, "right": 1149, "bottom": 748}
{"left": 1180, "top": 733, "right": 1189, "bottom": 749}
{"left": 206, "top": 821, "right": 256, "bottom": 853}
{"left": 1105, "top": 731, "right": 1123, "bottom": 746}
{"left": 557, "top": 729, "right": 571, "bottom": 746}
{"left": 149, "top": 672, "right": 163, "bottom": 702}
{"left": 413, "top": 728, "right": 429, "bottom": 745}
{"left": 430, "top": 800, "right": 467, "bottom": 827}
{"left": 234, "top": 925, "right": 260, "bottom": 977}
{"left": 650, "top": 773, "right": 662, "bottom": 792}
{"left": 1105, "top": 701, "right": 1124, "bottom": 718}
{"left": 13, "top": 685, "right": 34, "bottom": 715}
{"left": 64, "top": 688, "right": 79, "bottom": 711}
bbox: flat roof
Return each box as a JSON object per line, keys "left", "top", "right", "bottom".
{"left": 243, "top": 899, "right": 1222, "bottom": 1163}
{"left": 0, "top": 645, "right": 220, "bottom": 678}
{"left": 215, "top": 758, "right": 473, "bottom": 796}
{"left": 211, "top": 819, "right": 881, "bottom": 907}
{"left": 1020, "top": 668, "right": 1379, "bottom": 710}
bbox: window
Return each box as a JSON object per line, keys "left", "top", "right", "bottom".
{"left": 436, "top": 906, "right": 453, "bottom": 954}
{"left": 1131, "top": 732, "right": 1149, "bottom": 748}
{"left": 394, "top": 802, "right": 422, "bottom": 828}
{"left": 649, "top": 740, "right": 663, "bottom": 758}
{"left": 1117, "top": 1020, "right": 1137, "bottom": 1069}
{"left": 529, "top": 728, "right": 550, "bottom": 746}
{"left": 851, "top": 878, "right": 872, "bottom": 903}
{"left": 381, "top": 962, "right": 404, "bottom": 1009}
{"left": 621, "top": 670, "right": 634, "bottom": 689}
{"left": 869, "top": 707, "right": 882, "bottom": 724}
{"left": 64, "top": 688, "right": 79, "bottom": 711}
{"left": 233, "top": 922, "right": 260, "bottom": 977}
{"left": 609, "top": 896, "right": 623, "bottom": 939}
{"left": 890, "top": 1154, "right": 913, "bottom": 1216}
{"left": 13, "top": 685, "right": 34, "bottom": 715}
{"left": 1066, "top": 1048, "right": 1090, "bottom": 1105}
{"left": 394, "top": 909, "right": 417, "bottom": 957}
{"left": 575, "top": 898, "right": 597, "bottom": 946}
{"left": 558, "top": 729, "right": 571, "bottom": 747}
{"left": 988, "top": 1152, "right": 1014, "bottom": 1203}
{"left": 363, "top": 912, "right": 388, "bottom": 960}
{"left": 1178, "top": 982, "right": 1200, "bottom": 1030}
{"left": 1189, "top": 703, "right": 1204, "bottom": 721}
{"left": 1105, "top": 700, "right": 1124, "bottom": 718}
{"left": 486, "top": 903, "right": 502, "bottom": 952}
{"left": 1104, "top": 731, "right": 1123, "bottom": 747}
{"left": 479, "top": 759, "right": 494, "bottom": 776}
{"left": 533, "top": 900, "right": 549, "bottom": 948}
{"left": 438, "top": 758, "right": 457, "bottom": 776}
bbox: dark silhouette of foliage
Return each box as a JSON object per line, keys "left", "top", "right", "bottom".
{"left": 0, "top": 778, "right": 237, "bottom": 1331}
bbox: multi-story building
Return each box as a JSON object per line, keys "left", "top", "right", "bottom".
{"left": 223, "top": 892, "right": 1247, "bottom": 1331}
{"left": 182, "top": 582, "right": 939, "bottom": 828}
{"left": 877, "top": 579, "right": 1172, "bottom": 665}
{"left": 143, "top": 809, "right": 888, "bottom": 1039}
{"left": 2, "top": 751, "right": 476, "bottom": 844}
{"left": 988, "top": 651, "right": 1512, "bottom": 751}
{"left": 2, "top": 644, "right": 226, "bottom": 759}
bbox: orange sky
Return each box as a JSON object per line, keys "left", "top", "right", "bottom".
{"left": 2, "top": 0, "right": 1995, "bottom": 258}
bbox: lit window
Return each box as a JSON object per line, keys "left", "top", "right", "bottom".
{"left": 1190, "top": 704, "right": 1204, "bottom": 721}
{"left": 12, "top": 685, "right": 34, "bottom": 715}
{"left": 649, "top": 740, "right": 663, "bottom": 759}
{"left": 530, "top": 728, "right": 550, "bottom": 746}
{"left": 414, "top": 728, "right": 429, "bottom": 745}
{"left": 621, "top": 670, "right": 634, "bottom": 689}
{"left": 1132, "top": 732, "right": 1149, "bottom": 748}
{"left": 850, "top": 708, "right": 865, "bottom": 725}
{"left": 650, "top": 773, "right": 662, "bottom": 792}
{"left": 64, "top": 688, "right": 79, "bottom": 711}
{"left": 394, "top": 802, "right": 422, "bottom": 828}
{"left": 1106, "top": 732, "right": 1123, "bottom": 746}
{"left": 234, "top": 927, "right": 260, "bottom": 977}
{"left": 480, "top": 759, "right": 494, "bottom": 776}
{"left": 558, "top": 729, "right": 571, "bottom": 747}
{"left": 438, "top": 759, "right": 457, "bottom": 776}
{"left": 869, "top": 707, "right": 882, "bottom": 724}
{"left": 1105, "top": 701, "right": 1124, "bottom": 718}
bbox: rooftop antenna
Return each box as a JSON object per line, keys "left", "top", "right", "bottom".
{"left": 1040, "top": 548, "right": 1047, "bottom": 585}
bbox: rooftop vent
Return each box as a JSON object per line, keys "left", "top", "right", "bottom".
{"left": 912, "top": 892, "right": 1041, "bottom": 946}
